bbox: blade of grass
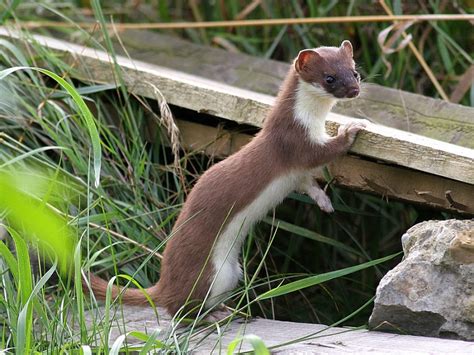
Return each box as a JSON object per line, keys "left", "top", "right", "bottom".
{"left": 0, "top": 238, "right": 19, "bottom": 281}
{"left": 8, "top": 228, "right": 32, "bottom": 353}
{"left": 262, "top": 216, "right": 362, "bottom": 256}
{"left": 17, "top": 262, "right": 57, "bottom": 354}
{"left": 109, "top": 334, "right": 126, "bottom": 355}
{"left": 50, "top": 83, "right": 119, "bottom": 99}
{"left": 0, "top": 146, "right": 67, "bottom": 168}
{"left": 130, "top": 329, "right": 165, "bottom": 354}
{"left": 258, "top": 252, "right": 401, "bottom": 300}
{"left": 74, "top": 240, "right": 86, "bottom": 344}
{"left": 227, "top": 334, "right": 269, "bottom": 355}
{"left": 0, "top": 0, "right": 21, "bottom": 23}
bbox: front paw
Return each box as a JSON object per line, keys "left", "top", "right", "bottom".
{"left": 337, "top": 119, "right": 368, "bottom": 146}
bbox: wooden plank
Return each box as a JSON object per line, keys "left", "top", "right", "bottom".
{"left": 176, "top": 120, "right": 474, "bottom": 214}
{"left": 176, "top": 120, "right": 252, "bottom": 158}
{"left": 108, "top": 29, "right": 474, "bottom": 148}
{"left": 1, "top": 29, "right": 473, "bottom": 186}
{"left": 79, "top": 305, "right": 474, "bottom": 353}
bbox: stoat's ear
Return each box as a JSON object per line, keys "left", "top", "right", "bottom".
{"left": 295, "top": 49, "right": 320, "bottom": 73}
{"left": 340, "top": 40, "right": 353, "bottom": 57}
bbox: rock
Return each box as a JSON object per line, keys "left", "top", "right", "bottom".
{"left": 369, "top": 219, "right": 474, "bottom": 340}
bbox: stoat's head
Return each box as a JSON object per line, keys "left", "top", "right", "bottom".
{"left": 294, "top": 40, "right": 360, "bottom": 99}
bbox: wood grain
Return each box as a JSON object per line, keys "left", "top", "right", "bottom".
{"left": 176, "top": 120, "right": 474, "bottom": 214}
{"left": 108, "top": 30, "right": 474, "bottom": 148}
{"left": 78, "top": 305, "right": 474, "bottom": 353}
{"left": 1, "top": 28, "right": 472, "bottom": 211}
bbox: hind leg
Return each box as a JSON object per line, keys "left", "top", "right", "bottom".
{"left": 203, "top": 261, "right": 239, "bottom": 323}
{"left": 204, "top": 304, "right": 232, "bottom": 322}
{"left": 205, "top": 259, "right": 241, "bottom": 310}
{"left": 306, "top": 182, "right": 334, "bottom": 213}
{"left": 207, "top": 262, "right": 241, "bottom": 303}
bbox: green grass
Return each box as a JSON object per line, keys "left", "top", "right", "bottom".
{"left": 0, "top": 0, "right": 471, "bottom": 352}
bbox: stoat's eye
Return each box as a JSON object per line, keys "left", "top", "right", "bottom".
{"left": 325, "top": 75, "right": 335, "bottom": 84}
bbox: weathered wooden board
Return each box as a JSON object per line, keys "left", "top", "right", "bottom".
{"left": 1, "top": 28, "right": 472, "bottom": 184}
{"left": 107, "top": 29, "right": 474, "bottom": 148}
{"left": 1, "top": 28, "right": 473, "bottom": 214}
{"left": 176, "top": 120, "right": 474, "bottom": 213}
{"left": 77, "top": 305, "right": 474, "bottom": 353}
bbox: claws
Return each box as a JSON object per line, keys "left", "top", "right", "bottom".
{"left": 338, "top": 119, "right": 368, "bottom": 146}
{"left": 204, "top": 306, "right": 232, "bottom": 323}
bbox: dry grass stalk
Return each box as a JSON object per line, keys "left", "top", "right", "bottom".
{"left": 378, "top": 0, "right": 450, "bottom": 101}
{"left": 15, "top": 14, "right": 474, "bottom": 30}
{"left": 89, "top": 222, "right": 163, "bottom": 259}
{"left": 146, "top": 81, "right": 183, "bottom": 175}
{"left": 450, "top": 65, "right": 474, "bottom": 103}
{"left": 377, "top": 21, "right": 415, "bottom": 78}
{"left": 234, "top": 0, "right": 262, "bottom": 21}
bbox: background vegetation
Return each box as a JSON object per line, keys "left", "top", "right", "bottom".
{"left": 0, "top": 0, "right": 471, "bottom": 352}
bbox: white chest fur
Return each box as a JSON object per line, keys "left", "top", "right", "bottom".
{"left": 205, "top": 81, "right": 337, "bottom": 306}
{"left": 207, "top": 172, "right": 303, "bottom": 306}
{"left": 294, "top": 81, "right": 336, "bottom": 144}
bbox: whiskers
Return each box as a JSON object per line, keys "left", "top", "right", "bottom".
{"left": 338, "top": 96, "right": 358, "bottom": 102}
{"left": 306, "top": 84, "right": 335, "bottom": 100}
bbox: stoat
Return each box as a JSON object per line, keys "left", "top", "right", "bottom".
{"left": 84, "top": 40, "right": 367, "bottom": 321}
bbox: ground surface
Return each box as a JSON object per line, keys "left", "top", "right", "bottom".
{"left": 82, "top": 306, "right": 474, "bottom": 354}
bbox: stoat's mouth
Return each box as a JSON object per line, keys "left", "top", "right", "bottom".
{"left": 337, "top": 93, "right": 361, "bottom": 102}
{"left": 345, "top": 87, "right": 360, "bottom": 98}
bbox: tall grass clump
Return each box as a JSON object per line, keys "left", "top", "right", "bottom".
{"left": 0, "top": 0, "right": 470, "bottom": 352}
{"left": 0, "top": 28, "right": 182, "bottom": 351}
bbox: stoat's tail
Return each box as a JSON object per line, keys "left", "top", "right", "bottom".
{"left": 82, "top": 273, "right": 160, "bottom": 305}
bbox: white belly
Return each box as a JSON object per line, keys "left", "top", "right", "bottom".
{"left": 206, "top": 172, "right": 303, "bottom": 306}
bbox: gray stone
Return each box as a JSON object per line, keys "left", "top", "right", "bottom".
{"left": 369, "top": 219, "right": 474, "bottom": 340}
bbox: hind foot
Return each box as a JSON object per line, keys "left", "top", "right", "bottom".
{"left": 204, "top": 304, "right": 232, "bottom": 323}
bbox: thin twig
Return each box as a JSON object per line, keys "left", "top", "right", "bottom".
{"left": 35, "top": 199, "right": 164, "bottom": 259}
{"left": 89, "top": 222, "right": 163, "bottom": 259}
{"left": 378, "top": 1, "right": 450, "bottom": 101}
{"left": 234, "top": 0, "right": 262, "bottom": 21}
{"left": 13, "top": 14, "right": 474, "bottom": 30}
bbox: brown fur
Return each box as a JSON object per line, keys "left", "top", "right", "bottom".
{"left": 83, "top": 41, "right": 362, "bottom": 317}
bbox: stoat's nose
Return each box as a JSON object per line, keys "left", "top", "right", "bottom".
{"left": 346, "top": 87, "right": 360, "bottom": 98}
